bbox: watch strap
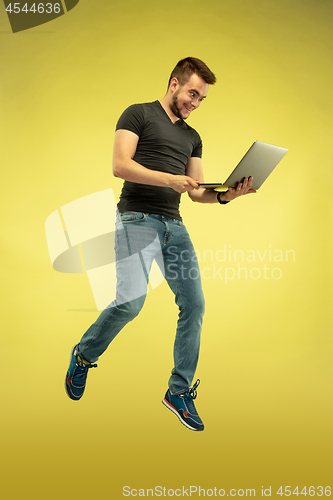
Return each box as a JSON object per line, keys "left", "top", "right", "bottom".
{"left": 217, "top": 191, "right": 230, "bottom": 205}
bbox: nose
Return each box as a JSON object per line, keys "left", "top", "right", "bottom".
{"left": 191, "top": 97, "right": 200, "bottom": 109}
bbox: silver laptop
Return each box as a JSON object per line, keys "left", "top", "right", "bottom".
{"left": 200, "top": 141, "right": 288, "bottom": 191}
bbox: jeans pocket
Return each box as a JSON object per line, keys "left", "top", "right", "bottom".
{"left": 120, "top": 212, "right": 147, "bottom": 223}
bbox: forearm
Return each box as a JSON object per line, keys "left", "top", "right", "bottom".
{"left": 113, "top": 153, "right": 200, "bottom": 194}
{"left": 113, "top": 156, "right": 173, "bottom": 188}
{"left": 189, "top": 188, "right": 228, "bottom": 204}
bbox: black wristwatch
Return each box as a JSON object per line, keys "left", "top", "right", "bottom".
{"left": 217, "top": 191, "right": 230, "bottom": 205}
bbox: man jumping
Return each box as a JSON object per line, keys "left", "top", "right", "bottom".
{"left": 65, "top": 57, "right": 255, "bottom": 431}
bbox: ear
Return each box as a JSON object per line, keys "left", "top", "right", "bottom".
{"left": 169, "top": 77, "right": 180, "bottom": 93}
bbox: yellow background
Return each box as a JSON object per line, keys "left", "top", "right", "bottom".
{"left": 1, "top": 0, "right": 332, "bottom": 498}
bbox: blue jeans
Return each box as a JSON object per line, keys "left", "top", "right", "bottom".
{"left": 78, "top": 212, "right": 205, "bottom": 394}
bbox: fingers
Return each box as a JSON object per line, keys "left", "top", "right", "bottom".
{"left": 246, "top": 176, "right": 253, "bottom": 190}
{"left": 228, "top": 177, "right": 255, "bottom": 198}
{"left": 186, "top": 178, "right": 200, "bottom": 191}
{"left": 237, "top": 176, "right": 253, "bottom": 193}
{"left": 176, "top": 178, "right": 200, "bottom": 193}
{"left": 189, "top": 178, "right": 200, "bottom": 189}
{"left": 170, "top": 175, "right": 201, "bottom": 193}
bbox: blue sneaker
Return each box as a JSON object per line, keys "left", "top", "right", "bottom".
{"left": 162, "top": 379, "right": 204, "bottom": 431}
{"left": 65, "top": 345, "right": 97, "bottom": 401}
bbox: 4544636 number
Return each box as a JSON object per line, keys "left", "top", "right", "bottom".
{"left": 277, "top": 486, "right": 331, "bottom": 496}
{"left": 5, "top": 3, "right": 61, "bottom": 14}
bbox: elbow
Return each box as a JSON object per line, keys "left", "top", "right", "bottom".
{"left": 112, "top": 154, "right": 130, "bottom": 179}
{"left": 112, "top": 160, "right": 123, "bottom": 178}
{"left": 188, "top": 192, "right": 199, "bottom": 203}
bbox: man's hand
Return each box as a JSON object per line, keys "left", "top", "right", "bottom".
{"left": 169, "top": 175, "right": 200, "bottom": 194}
{"left": 222, "top": 176, "right": 256, "bottom": 202}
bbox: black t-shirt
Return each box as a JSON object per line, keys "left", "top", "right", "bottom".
{"left": 116, "top": 100, "right": 202, "bottom": 220}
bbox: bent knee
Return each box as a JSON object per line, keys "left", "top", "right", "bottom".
{"left": 117, "top": 296, "right": 145, "bottom": 320}
{"left": 194, "top": 296, "right": 205, "bottom": 317}
{"left": 183, "top": 294, "right": 205, "bottom": 319}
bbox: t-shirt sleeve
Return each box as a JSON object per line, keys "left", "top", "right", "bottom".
{"left": 115, "top": 104, "right": 145, "bottom": 137}
{"left": 191, "top": 134, "right": 203, "bottom": 158}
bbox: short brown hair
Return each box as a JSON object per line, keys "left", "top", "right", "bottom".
{"left": 168, "top": 57, "right": 216, "bottom": 88}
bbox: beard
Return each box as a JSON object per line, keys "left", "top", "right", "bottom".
{"left": 170, "top": 91, "right": 186, "bottom": 120}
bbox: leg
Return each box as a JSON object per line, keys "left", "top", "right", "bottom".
{"left": 79, "top": 212, "right": 162, "bottom": 362}
{"left": 162, "top": 220, "right": 205, "bottom": 394}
